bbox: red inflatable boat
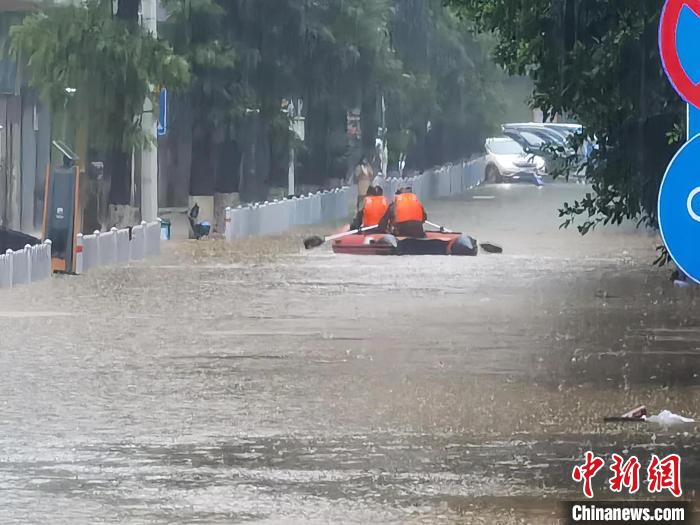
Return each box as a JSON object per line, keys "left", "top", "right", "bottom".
{"left": 332, "top": 230, "right": 479, "bottom": 256}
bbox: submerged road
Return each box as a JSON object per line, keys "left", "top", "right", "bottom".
{"left": 1, "top": 181, "right": 699, "bottom": 524}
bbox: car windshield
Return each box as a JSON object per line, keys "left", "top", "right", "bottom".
{"left": 516, "top": 131, "right": 546, "bottom": 147}
{"left": 487, "top": 139, "right": 524, "bottom": 155}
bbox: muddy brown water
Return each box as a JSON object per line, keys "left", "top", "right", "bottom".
{"left": 1, "top": 181, "right": 699, "bottom": 524}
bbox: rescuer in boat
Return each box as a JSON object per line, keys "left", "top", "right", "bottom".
{"left": 349, "top": 186, "right": 389, "bottom": 232}
{"left": 379, "top": 186, "right": 428, "bottom": 237}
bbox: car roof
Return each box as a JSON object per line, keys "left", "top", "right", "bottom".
{"left": 504, "top": 122, "right": 581, "bottom": 128}
{"left": 544, "top": 123, "right": 582, "bottom": 128}
{"left": 503, "top": 125, "right": 564, "bottom": 144}
{"left": 486, "top": 136, "right": 518, "bottom": 142}
{"left": 485, "top": 137, "right": 520, "bottom": 145}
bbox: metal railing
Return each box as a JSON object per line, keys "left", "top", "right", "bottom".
{"left": 224, "top": 157, "right": 485, "bottom": 241}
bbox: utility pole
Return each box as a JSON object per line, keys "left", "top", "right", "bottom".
{"left": 140, "top": 0, "right": 158, "bottom": 222}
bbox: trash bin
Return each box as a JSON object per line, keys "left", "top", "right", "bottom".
{"left": 160, "top": 218, "right": 171, "bottom": 240}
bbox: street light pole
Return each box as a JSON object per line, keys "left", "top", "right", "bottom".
{"left": 140, "top": 0, "right": 158, "bottom": 222}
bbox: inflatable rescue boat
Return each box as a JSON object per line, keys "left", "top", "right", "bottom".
{"left": 332, "top": 230, "right": 478, "bottom": 256}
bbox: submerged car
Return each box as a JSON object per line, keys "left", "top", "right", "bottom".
{"left": 484, "top": 137, "right": 545, "bottom": 182}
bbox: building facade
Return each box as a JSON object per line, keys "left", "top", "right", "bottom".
{"left": 0, "top": 3, "right": 52, "bottom": 233}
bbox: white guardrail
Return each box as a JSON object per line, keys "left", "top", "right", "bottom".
{"left": 224, "top": 157, "right": 485, "bottom": 241}
{"left": 0, "top": 241, "right": 52, "bottom": 289}
{"left": 0, "top": 220, "right": 162, "bottom": 289}
{"left": 76, "top": 220, "right": 161, "bottom": 274}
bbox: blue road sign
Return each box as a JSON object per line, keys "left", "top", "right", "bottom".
{"left": 678, "top": 3, "right": 700, "bottom": 137}
{"left": 660, "top": 0, "right": 700, "bottom": 108}
{"left": 690, "top": 105, "right": 700, "bottom": 139}
{"left": 677, "top": 3, "right": 700, "bottom": 84}
{"left": 157, "top": 88, "right": 168, "bottom": 137}
{"left": 658, "top": 134, "right": 700, "bottom": 283}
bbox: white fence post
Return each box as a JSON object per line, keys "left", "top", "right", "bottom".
{"left": 224, "top": 207, "right": 233, "bottom": 241}
{"left": 24, "top": 245, "right": 32, "bottom": 285}
{"left": 111, "top": 227, "right": 119, "bottom": 265}
{"left": 140, "top": 221, "right": 148, "bottom": 259}
{"left": 153, "top": 219, "right": 162, "bottom": 256}
{"left": 75, "top": 234, "right": 84, "bottom": 274}
{"left": 2, "top": 249, "right": 13, "bottom": 288}
{"left": 94, "top": 230, "right": 101, "bottom": 269}
{"left": 29, "top": 241, "right": 51, "bottom": 283}
{"left": 120, "top": 228, "right": 131, "bottom": 263}
{"left": 44, "top": 240, "right": 52, "bottom": 281}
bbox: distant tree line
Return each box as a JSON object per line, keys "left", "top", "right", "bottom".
{"left": 10, "top": 0, "right": 518, "bottom": 207}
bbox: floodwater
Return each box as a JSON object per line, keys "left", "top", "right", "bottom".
{"left": 0, "top": 180, "right": 698, "bottom": 524}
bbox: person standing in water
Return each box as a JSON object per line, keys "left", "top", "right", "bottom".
{"left": 354, "top": 157, "right": 374, "bottom": 211}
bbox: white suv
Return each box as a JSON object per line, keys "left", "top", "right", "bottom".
{"left": 484, "top": 137, "right": 546, "bottom": 183}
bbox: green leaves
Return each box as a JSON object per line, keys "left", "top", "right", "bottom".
{"left": 10, "top": 1, "right": 189, "bottom": 154}
{"left": 11, "top": 0, "right": 510, "bottom": 190}
{"left": 449, "top": 0, "right": 684, "bottom": 235}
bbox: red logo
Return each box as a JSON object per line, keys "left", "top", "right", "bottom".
{"left": 659, "top": 0, "right": 700, "bottom": 108}
{"left": 574, "top": 452, "right": 684, "bottom": 498}
{"left": 572, "top": 451, "right": 606, "bottom": 498}
{"left": 648, "top": 454, "right": 683, "bottom": 497}
{"left": 609, "top": 454, "right": 641, "bottom": 494}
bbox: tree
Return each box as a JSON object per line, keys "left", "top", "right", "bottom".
{"left": 11, "top": 0, "right": 188, "bottom": 209}
{"left": 160, "top": 0, "right": 506, "bottom": 202}
{"left": 388, "top": 0, "right": 504, "bottom": 171}
{"left": 449, "top": 0, "right": 684, "bottom": 233}
{"left": 162, "top": 0, "right": 244, "bottom": 199}
{"left": 14, "top": 0, "right": 513, "bottom": 212}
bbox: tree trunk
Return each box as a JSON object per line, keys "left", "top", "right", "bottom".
{"left": 106, "top": 149, "right": 131, "bottom": 205}
{"left": 103, "top": 0, "right": 139, "bottom": 209}
{"left": 238, "top": 113, "right": 270, "bottom": 202}
{"left": 253, "top": 116, "right": 271, "bottom": 202}
{"left": 189, "top": 127, "right": 216, "bottom": 196}
{"left": 238, "top": 113, "right": 259, "bottom": 202}
{"left": 305, "top": 96, "right": 330, "bottom": 186}
{"left": 215, "top": 139, "right": 240, "bottom": 194}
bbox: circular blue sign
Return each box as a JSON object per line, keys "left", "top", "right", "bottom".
{"left": 658, "top": 134, "right": 700, "bottom": 283}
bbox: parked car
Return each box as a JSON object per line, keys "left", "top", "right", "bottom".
{"left": 484, "top": 137, "right": 546, "bottom": 183}
{"left": 503, "top": 123, "right": 573, "bottom": 151}
{"left": 502, "top": 123, "right": 580, "bottom": 178}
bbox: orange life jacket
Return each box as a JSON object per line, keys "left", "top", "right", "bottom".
{"left": 394, "top": 193, "right": 425, "bottom": 223}
{"left": 362, "top": 196, "right": 389, "bottom": 226}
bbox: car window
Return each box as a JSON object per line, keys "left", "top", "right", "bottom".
{"left": 511, "top": 131, "right": 545, "bottom": 148}
{"left": 487, "top": 140, "right": 524, "bottom": 155}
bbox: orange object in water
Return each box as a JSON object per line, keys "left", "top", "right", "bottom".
{"left": 332, "top": 230, "right": 478, "bottom": 256}
{"left": 394, "top": 193, "right": 425, "bottom": 223}
{"left": 362, "top": 196, "right": 389, "bottom": 227}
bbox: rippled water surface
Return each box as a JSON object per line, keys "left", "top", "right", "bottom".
{"left": 1, "top": 182, "right": 698, "bottom": 524}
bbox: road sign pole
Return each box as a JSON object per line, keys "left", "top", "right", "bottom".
{"left": 689, "top": 104, "right": 700, "bottom": 139}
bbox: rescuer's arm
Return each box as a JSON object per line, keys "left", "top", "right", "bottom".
{"left": 379, "top": 203, "right": 394, "bottom": 232}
